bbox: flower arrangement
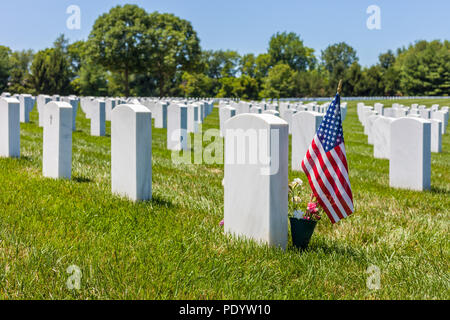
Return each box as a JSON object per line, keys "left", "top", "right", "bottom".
{"left": 288, "top": 178, "right": 321, "bottom": 222}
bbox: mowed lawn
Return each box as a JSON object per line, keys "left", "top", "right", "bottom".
{"left": 0, "top": 98, "right": 449, "bottom": 300}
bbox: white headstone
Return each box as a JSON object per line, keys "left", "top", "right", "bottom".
{"left": 280, "top": 109, "right": 296, "bottom": 134}
{"left": 111, "top": 104, "right": 152, "bottom": 201}
{"left": 167, "top": 104, "right": 188, "bottom": 151}
{"left": 90, "top": 100, "right": 106, "bottom": 136}
{"left": 367, "top": 115, "right": 380, "bottom": 145}
{"left": 420, "top": 109, "right": 431, "bottom": 119}
{"left": 291, "top": 111, "right": 323, "bottom": 171}
{"left": 0, "top": 97, "right": 20, "bottom": 158}
{"left": 374, "top": 103, "right": 384, "bottom": 116}
{"left": 154, "top": 102, "right": 168, "bottom": 129}
{"left": 219, "top": 106, "right": 236, "bottom": 137}
{"left": 372, "top": 117, "right": 394, "bottom": 159}
{"left": 250, "top": 106, "right": 262, "bottom": 114}
{"left": 105, "top": 98, "right": 116, "bottom": 121}
{"left": 390, "top": 118, "right": 431, "bottom": 191}
{"left": 431, "top": 111, "right": 446, "bottom": 134}
{"left": 263, "top": 110, "right": 280, "bottom": 117}
{"left": 37, "top": 95, "right": 52, "bottom": 127}
{"left": 186, "top": 104, "right": 199, "bottom": 133}
{"left": 43, "top": 102, "right": 73, "bottom": 179}
{"left": 68, "top": 98, "right": 79, "bottom": 131}
{"left": 429, "top": 119, "right": 442, "bottom": 153}
{"left": 224, "top": 114, "right": 288, "bottom": 249}
{"left": 19, "top": 94, "right": 34, "bottom": 123}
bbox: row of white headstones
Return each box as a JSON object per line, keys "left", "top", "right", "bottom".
{"left": 358, "top": 102, "right": 449, "bottom": 191}
{"left": 0, "top": 93, "right": 214, "bottom": 200}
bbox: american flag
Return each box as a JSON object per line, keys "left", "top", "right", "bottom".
{"left": 301, "top": 93, "right": 354, "bottom": 224}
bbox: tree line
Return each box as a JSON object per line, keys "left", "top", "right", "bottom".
{"left": 0, "top": 4, "right": 448, "bottom": 99}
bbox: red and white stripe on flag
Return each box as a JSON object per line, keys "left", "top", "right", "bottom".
{"left": 301, "top": 94, "right": 354, "bottom": 224}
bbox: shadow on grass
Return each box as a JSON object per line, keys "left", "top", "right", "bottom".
{"left": 19, "top": 155, "right": 34, "bottom": 163}
{"left": 150, "top": 195, "right": 176, "bottom": 209}
{"left": 73, "top": 176, "right": 93, "bottom": 183}
{"left": 290, "top": 241, "right": 361, "bottom": 259}
{"left": 429, "top": 186, "right": 450, "bottom": 195}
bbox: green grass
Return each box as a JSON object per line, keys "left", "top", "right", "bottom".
{"left": 0, "top": 99, "right": 449, "bottom": 299}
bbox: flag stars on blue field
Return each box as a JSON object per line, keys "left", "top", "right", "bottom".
{"left": 317, "top": 95, "right": 344, "bottom": 152}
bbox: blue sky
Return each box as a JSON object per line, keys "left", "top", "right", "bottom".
{"left": 0, "top": 0, "right": 448, "bottom": 66}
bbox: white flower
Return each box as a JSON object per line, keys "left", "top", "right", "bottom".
{"left": 293, "top": 178, "right": 303, "bottom": 186}
{"left": 293, "top": 210, "right": 305, "bottom": 220}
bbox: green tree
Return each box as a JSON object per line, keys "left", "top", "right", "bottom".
{"left": 180, "top": 72, "right": 213, "bottom": 97}
{"left": 343, "top": 62, "right": 364, "bottom": 96}
{"left": 240, "top": 53, "right": 257, "bottom": 78}
{"left": 378, "top": 50, "right": 400, "bottom": 96}
{"left": 8, "top": 49, "right": 34, "bottom": 93}
{"left": 29, "top": 47, "right": 72, "bottom": 95}
{"left": 260, "top": 63, "right": 299, "bottom": 99}
{"left": 0, "top": 46, "right": 12, "bottom": 92}
{"left": 68, "top": 40, "right": 108, "bottom": 96}
{"left": 268, "top": 32, "right": 316, "bottom": 72}
{"left": 87, "top": 4, "right": 152, "bottom": 96}
{"left": 255, "top": 53, "right": 272, "bottom": 80}
{"left": 321, "top": 42, "right": 359, "bottom": 91}
{"left": 396, "top": 40, "right": 450, "bottom": 96}
{"left": 379, "top": 50, "right": 396, "bottom": 70}
{"left": 362, "top": 65, "right": 384, "bottom": 96}
{"left": 202, "top": 50, "right": 241, "bottom": 79}
{"left": 147, "top": 12, "right": 201, "bottom": 97}
{"left": 268, "top": 32, "right": 316, "bottom": 71}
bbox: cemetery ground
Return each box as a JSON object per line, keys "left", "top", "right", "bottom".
{"left": 0, "top": 99, "right": 448, "bottom": 300}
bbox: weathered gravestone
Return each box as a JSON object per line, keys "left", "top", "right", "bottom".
{"left": 43, "top": 102, "right": 73, "bottom": 179}
{"left": 167, "top": 104, "right": 188, "bottom": 151}
{"left": 0, "top": 97, "right": 20, "bottom": 158}
{"left": 224, "top": 114, "right": 289, "bottom": 249}
{"left": 90, "top": 100, "right": 106, "bottom": 136}
{"left": 291, "top": 111, "right": 323, "bottom": 171}
{"left": 389, "top": 118, "right": 431, "bottom": 191}
{"left": 111, "top": 104, "right": 152, "bottom": 201}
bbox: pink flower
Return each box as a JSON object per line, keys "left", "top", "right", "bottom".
{"left": 307, "top": 202, "right": 318, "bottom": 213}
{"left": 219, "top": 219, "right": 224, "bottom": 227}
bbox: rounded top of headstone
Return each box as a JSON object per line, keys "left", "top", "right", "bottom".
{"left": 226, "top": 113, "right": 288, "bottom": 127}
{"left": 293, "top": 110, "right": 322, "bottom": 118}
{"left": 46, "top": 101, "right": 73, "bottom": 110}
{"left": 0, "top": 97, "right": 20, "bottom": 105}
{"left": 392, "top": 116, "right": 430, "bottom": 124}
{"left": 113, "top": 103, "right": 150, "bottom": 114}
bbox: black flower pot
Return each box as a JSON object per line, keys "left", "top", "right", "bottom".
{"left": 290, "top": 217, "right": 317, "bottom": 250}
